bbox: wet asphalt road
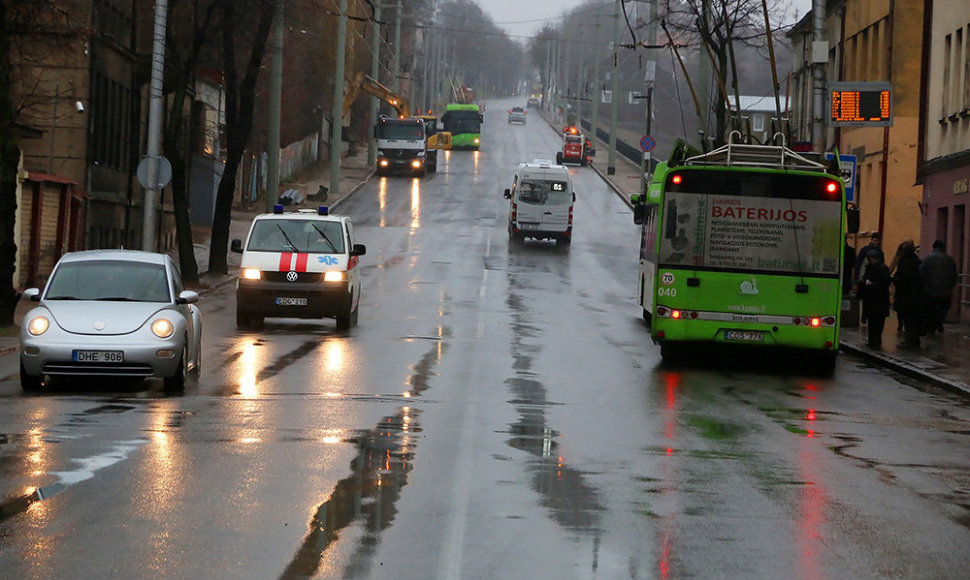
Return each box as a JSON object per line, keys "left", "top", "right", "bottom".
{"left": 2, "top": 99, "right": 970, "bottom": 579}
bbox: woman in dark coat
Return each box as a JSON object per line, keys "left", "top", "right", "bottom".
{"left": 858, "top": 248, "right": 891, "bottom": 348}
{"left": 892, "top": 240, "right": 925, "bottom": 349}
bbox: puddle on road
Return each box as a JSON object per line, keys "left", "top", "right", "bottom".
{"left": 280, "top": 337, "right": 444, "bottom": 577}
{"left": 280, "top": 408, "right": 421, "bottom": 578}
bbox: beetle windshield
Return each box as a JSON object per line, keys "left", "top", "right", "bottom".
{"left": 45, "top": 260, "right": 171, "bottom": 302}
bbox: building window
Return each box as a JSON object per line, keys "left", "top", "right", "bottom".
{"left": 90, "top": 71, "right": 132, "bottom": 172}
{"left": 752, "top": 114, "right": 765, "bottom": 133}
{"left": 944, "top": 33, "right": 952, "bottom": 115}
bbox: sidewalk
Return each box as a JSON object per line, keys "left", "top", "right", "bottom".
{"left": 539, "top": 106, "right": 970, "bottom": 398}
{"left": 0, "top": 150, "right": 374, "bottom": 358}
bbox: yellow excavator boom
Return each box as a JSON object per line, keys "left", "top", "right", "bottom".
{"left": 342, "top": 72, "right": 410, "bottom": 120}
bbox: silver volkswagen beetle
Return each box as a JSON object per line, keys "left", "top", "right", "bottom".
{"left": 19, "top": 250, "right": 203, "bottom": 393}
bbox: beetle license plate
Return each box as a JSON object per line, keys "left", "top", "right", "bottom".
{"left": 723, "top": 330, "right": 764, "bottom": 342}
{"left": 73, "top": 350, "right": 124, "bottom": 363}
{"left": 276, "top": 297, "right": 308, "bottom": 306}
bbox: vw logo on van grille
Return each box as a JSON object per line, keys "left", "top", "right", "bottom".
{"left": 286, "top": 271, "right": 298, "bottom": 282}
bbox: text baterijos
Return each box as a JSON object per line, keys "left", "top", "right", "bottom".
{"left": 710, "top": 206, "right": 809, "bottom": 222}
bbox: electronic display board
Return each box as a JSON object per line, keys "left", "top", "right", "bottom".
{"left": 828, "top": 82, "right": 892, "bottom": 127}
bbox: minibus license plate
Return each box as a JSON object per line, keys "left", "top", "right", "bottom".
{"left": 724, "top": 330, "right": 764, "bottom": 342}
{"left": 276, "top": 297, "right": 308, "bottom": 306}
{"left": 73, "top": 350, "right": 124, "bottom": 363}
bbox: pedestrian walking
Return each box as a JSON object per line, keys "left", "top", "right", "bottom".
{"left": 857, "top": 248, "right": 891, "bottom": 348}
{"left": 888, "top": 239, "right": 909, "bottom": 332}
{"left": 892, "top": 239, "right": 926, "bottom": 349}
{"left": 855, "top": 232, "right": 881, "bottom": 283}
{"left": 920, "top": 239, "right": 958, "bottom": 333}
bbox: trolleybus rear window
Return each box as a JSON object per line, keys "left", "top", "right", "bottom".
{"left": 658, "top": 170, "right": 843, "bottom": 276}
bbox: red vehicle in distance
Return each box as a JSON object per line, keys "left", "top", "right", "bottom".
{"left": 556, "top": 126, "right": 594, "bottom": 166}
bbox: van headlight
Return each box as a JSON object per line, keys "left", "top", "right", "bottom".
{"left": 323, "top": 271, "right": 346, "bottom": 282}
{"left": 241, "top": 268, "right": 261, "bottom": 280}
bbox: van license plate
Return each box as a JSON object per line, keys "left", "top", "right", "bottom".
{"left": 276, "top": 297, "right": 308, "bottom": 306}
{"left": 519, "top": 223, "right": 538, "bottom": 230}
{"left": 73, "top": 350, "right": 124, "bottom": 363}
{"left": 724, "top": 330, "right": 764, "bottom": 342}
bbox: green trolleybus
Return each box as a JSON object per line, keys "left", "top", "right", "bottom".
{"left": 631, "top": 139, "right": 848, "bottom": 370}
{"left": 441, "top": 103, "right": 482, "bottom": 149}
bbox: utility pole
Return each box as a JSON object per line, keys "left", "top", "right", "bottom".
{"left": 544, "top": 37, "right": 552, "bottom": 111}
{"left": 141, "top": 0, "right": 168, "bottom": 251}
{"left": 266, "top": 0, "right": 283, "bottom": 212}
{"left": 367, "top": 2, "right": 381, "bottom": 166}
{"left": 330, "top": 0, "right": 347, "bottom": 198}
{"left": 392, "top": 0, "right": 402, "bottom": 96}
{"left": 811, "top": 0, "right": 827, "bottom": 152}
{"left": 590, "top": 15, "right": 601, "bottom": 150}
{"left": 607, "top": 0, "right": 620, "bottom": 175}
{"left": 640, "top": 0, "right": 658, "bottom": 195}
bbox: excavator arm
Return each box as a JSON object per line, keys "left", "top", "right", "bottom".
{"left": 342, "top": 72, "right": 409, "bottom": 121}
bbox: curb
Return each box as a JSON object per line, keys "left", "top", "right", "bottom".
{"left": 839, "top": 341, "right": 970, "bottom": 397}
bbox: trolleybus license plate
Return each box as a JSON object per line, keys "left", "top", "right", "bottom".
{"left": 723, "top": 330, "right": 764, "bottom": 342}
{"left": 275, "top": 297, "right": 308, "bottom": 306}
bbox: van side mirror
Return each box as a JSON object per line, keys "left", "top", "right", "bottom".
{"left": 503, "top": 188, "right": 511, "bottom": 199}
{"left": 351, "top": 243, "right": 367, "bottom": 256}
{"left": 231, "top": 239, "right": 243, "bottom": 253}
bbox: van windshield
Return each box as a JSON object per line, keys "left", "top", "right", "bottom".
{"left": 517, "top": 180, "right": 570, "bottom": 206}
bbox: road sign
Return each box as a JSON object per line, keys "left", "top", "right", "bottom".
{"left": 825, "top": 153, "right": 857, "bottom": 203}
{"left": 640, "top": 135, "right": 656, "bottom": 152}
{"left": 137, "top": 155, "right": 172, "bottom": 190}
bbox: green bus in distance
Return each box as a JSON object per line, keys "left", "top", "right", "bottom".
{"left": 631, "top": 137, "right": 850, "bottom": 372}
{"left": 441, "top": 104, "right": 482, "bottom": 150}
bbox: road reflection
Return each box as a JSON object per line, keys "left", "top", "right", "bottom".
{"left": 280, "top": 340, "right": 443, "bottom": 578}
{"left": 410, "top": 177, "right": 421, "bottom": 230}
{"left": 503, "top": 278, "right": 604, "bottom": 534}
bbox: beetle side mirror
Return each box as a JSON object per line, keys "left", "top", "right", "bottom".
{"left": 176, "top": 290, "right": 200, "bottom": 305}
{"left": 231, "top": 239, "right": 243, "bottom": 253}
{"left": 23, "top": 288, "right": 40, "bottom": 302}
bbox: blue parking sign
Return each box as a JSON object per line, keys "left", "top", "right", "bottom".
{"left": 825, "top": 153, "right": 856, "bottom": 203}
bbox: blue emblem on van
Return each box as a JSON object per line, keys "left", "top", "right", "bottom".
{"left": 318, "top": 256, "right": 339, "bottom": 265}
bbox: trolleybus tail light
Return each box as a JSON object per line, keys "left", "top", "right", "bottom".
{"left": 671, "top": 174, "right": 682, "bottom": 185}
{"left": 825, "top": 180, "right": 840, "bottom": 195}
{"left": 793, "top": 316, "right": 836, "bottom": 327}
{"left": 671, "top": 310, "right": 682, "bottom": 319}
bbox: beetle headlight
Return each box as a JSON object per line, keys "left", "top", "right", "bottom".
{"left": 151, "top": 319, "right": 174, "bottom": 338}
{"left": 242, "top": 268, "right": 261, "bottom": 280}
{"left": 323, "top": 271, "right": 345, "bottom": 282}
{"left": 28, "top": 316, "right": 49, "bottom": 336}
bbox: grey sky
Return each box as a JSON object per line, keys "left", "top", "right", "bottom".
{"left": 477, "top": 0, "right": 814, "bottom": 40}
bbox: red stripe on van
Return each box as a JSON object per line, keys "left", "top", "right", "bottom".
{"left": 294, "top": 253, "right": 308, "bottom": 272}
{"left": 279, "top": 252, "right": 293, "bottom": 271}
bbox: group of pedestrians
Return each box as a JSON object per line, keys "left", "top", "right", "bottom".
{"left": 852, "top": 232, "right": 959, "bottom": 350}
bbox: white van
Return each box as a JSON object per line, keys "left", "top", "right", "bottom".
{"left": 503, "top": 159, "right": 575, "bottom": 246}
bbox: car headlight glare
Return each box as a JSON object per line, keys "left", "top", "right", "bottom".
{"left": 323, "top": 271, "right": 345, "bottom": 282}
{"left": 242, "top": 268, "right": 261, "bottom": 280}
{"left": 28, "top": 316, "right": 49, "bottom": 336}
{"left": 151, "top": 318, "right": 175, "bottom": 338}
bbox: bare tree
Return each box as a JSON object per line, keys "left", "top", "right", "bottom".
{"left": 208, "top": 0, "right": 275, "bottom": 275}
